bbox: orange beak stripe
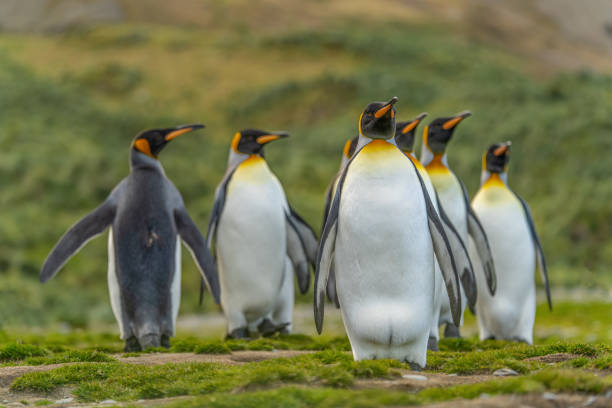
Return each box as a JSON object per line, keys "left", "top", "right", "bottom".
{"left": 494, "top": 145, "right": 509, "bottom": 156}
{"left": 165, "top": 127, "right": 194, "bottom": 141}
{"left": 374, "top": 104, "right": 392, "bottom": 119}
{"left": 256, "top": 135, "right": 281, "bottom": 144}
{"left": 442, "top": 116, "right": 464, "bottom": 130}
{"left": 402, "top": 120, "right": 419, "bottom": 134}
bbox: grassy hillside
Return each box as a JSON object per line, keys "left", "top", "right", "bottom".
{"left": 1, "top": 15, "right": 611, "bottom": 328}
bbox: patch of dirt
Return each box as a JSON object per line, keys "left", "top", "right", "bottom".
{"left": 115, "top": 350, "right": 313, "bottom": 366}
{"left": 525, "top": 352, "right": 581, "bottom": 364}
{"left": 422, "top": 392, "right": 611, "bottom": 407}
{"left": 357, "top": 372, "right": 496, "bottom": 390}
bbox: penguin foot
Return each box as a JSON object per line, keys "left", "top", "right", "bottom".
{"left": 484, "top": 336, "right": 496, "bottom": 341}
{"left": 124, "top": 336, "right": 141, "bottom": 352}
{"left": 512, "top": 336, "right": 529, "bottom": 344}
{"left": 226, "top": 327, "right": 249, "bottom": 340}
{"left": 444, "top": 323, "right": 461, "bottom": 338}
{"left": 139, "top": 334, "right": 161, "bottom": 350}
{"left": 258, "top": 319, "right": 290, "bottom": 337}
{"left": 161, "top": 334, "right": 171, "bottom": 349}
{"left": 427, "top": 336, "right": 439, "bottom": 351}
{"left": 406, "top": 361, "right": 422, "bottom": 371}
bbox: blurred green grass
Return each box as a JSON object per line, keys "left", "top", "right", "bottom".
{"left": 0, "top": 19, "right": 611, "bottom": 329}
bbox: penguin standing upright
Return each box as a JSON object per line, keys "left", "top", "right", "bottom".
{"left": 314, "top": 97, "right": 464, "bottom": 368}
{"left": 471, "top": 142, "right": 551, "bottom": 344}
{"left": 208, "top": 130, "right": 318, "bottom": 339}
{"left": 421, "top": 112, "right": 497, "bottom": 338}
{"left": 41, "top": 125, "right": 220, "bottom": 351}
{"left": 322, "top": 136, "right": 358, "bottom": 308}
{"left": 394, "top": 112, "right": 476, "bottom": 351}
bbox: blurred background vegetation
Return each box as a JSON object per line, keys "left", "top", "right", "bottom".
{"left": 0, "top": 0, "right": 610, "bottom": 330}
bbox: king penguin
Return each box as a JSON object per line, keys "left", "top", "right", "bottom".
{"left": 207, "top": 129, "right": 318, "bottom": 339}
{"left": 314, "top": 97, "right": 463, "bottom": 368}
{"left": 322, "top": 136, "right": 358, "bottom": 308}
{"left": 41, "top": 124, "right": 220, "bottom": 351}
{"left": 421, "top": 112, "right": 497, "bottom": 338}
{"left": 395, "top": 114, "right": 478, "bottom": 351}
{"left": 470, "top": 142, "right": 552, "bottom": 344}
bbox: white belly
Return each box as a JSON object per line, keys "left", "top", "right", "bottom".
{"left": 217, "top": 158, "right": 287, "bottom": 323}
{"left": 335, "top": 142, "right": 434, "bottom": 360}
{"left": 471, "top": 184, "right": 536, "bottom": 341}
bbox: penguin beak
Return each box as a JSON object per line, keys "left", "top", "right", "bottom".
{"left": 402, "top": 112, "right": 428, "bottom": 134}
{"left": 374, "top": 96, "right": 399, "bottom": 119}
{"left": 494, "top": 141, "right": 512, "bottom": 156}
{"left": 256, "top": 132, "right": 289, "bottom": 145}
{"left": 165, "top": 123, "right": 205, "bottom": 142}
{"left": 442, "top": 111, "right": 471, "bottom": 130}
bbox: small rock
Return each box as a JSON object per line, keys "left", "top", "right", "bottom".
{"left": 55, "top": 397, "right": 74, "bottom": 404}
{"left": 605, "top": 390, "right": 612, "bottom": 398}
{"left": 479, "top": 393, "right": 491, "bottom": 399}
{"left": 101, "top": 400, "right": 117, "bottom": 404}
{"left": 402, "top": 374, "right": 428, "bottom": 381}
{"left": 583, "top": 396, "right": 597, "bottom": 406}
{"left": 448, "top": 373, "right": 458, "bottom": 376}
{"left": 542, "top": 392, "right": 556, "bottom": 400}
{"left": 493, "top": 368, "right": 519, "bottom": 376}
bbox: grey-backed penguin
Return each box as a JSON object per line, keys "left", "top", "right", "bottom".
{"left": 470, "top": 142, "right": 551, "bottom": 344}
{"left": 314, "top": 97, "right": 463, "bottom": 368}
{"left": 420, "top": 112, "right": 497, "bottom": 338}
{"left": 322, "top": 136, "right": 358, "bottom": 308}
{"left": 41, "top": 124, "right": 220, "bottom": 351}
{"left": 207, "top": 129, "right": 318, "bottom": 339}
{"left": 394, "top": 113, "right": 474, "bottom": 352}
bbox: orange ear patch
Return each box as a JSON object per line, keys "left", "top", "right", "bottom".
{"left": 133, "top": 139, "right": 155, "bottom": 158}
{"left": 231, "top": 132, "right": 242, "bottom": 153}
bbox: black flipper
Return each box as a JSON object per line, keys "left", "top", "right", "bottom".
{"left": 326, "top": 262, "right": 340, "bottom": 308}
{"left": 436, "top": 196, "right": 477, "bottom": 312}
{"left": 401, "top": 151, "right": 463, "bottom": 326}
{"left": 458, "top": 178, "right": 497, "bottom": 296}
{"left": 512, "top": 191, "right": 552, "bottom": 311}
{"left": 285, "top": 214, "right": 311, "bottom": 294}
{"left": 314, "top": 147, "right": 360, "bottom": 333}
{"left": 175, "top": 207, "right": 220, "bottom": 304}
{"left": 321, "top": 176, "right": 336, "bottom": 232}
{"left": 200, "top": 166, "right": 238, "bottom": 304}
{"left": 41, "top": 196, "right": 117, "bottom": 282}
{"left": 285, "top": 205, "right": 318, "bottom": 294}
{"left": 322, "top": 176, "right": 340, "bottom": 307}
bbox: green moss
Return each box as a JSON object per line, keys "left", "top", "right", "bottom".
{"left": 34, "top": 401, "right": 52, "bottom": 406}
{"left": 194, "top": 342, "right": 232, "bottom": 355}
{"left": 24, "top": 350, "right": 115, "bottom": 365}
{"left": 0, "top": 344, "right": 48, "bottom": 362}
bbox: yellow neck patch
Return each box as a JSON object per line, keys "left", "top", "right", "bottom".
{"left": 483, "top": 173, "right": 506, "bottom": 189}
{"left": 406, "top": 153, "right": 425, "bottom": 172}
{"left": 425, "top": 154, "right": 449, "bottom": 174}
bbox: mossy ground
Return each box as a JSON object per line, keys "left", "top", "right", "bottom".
{"left": 0, "top": 301, "right": 609, "bottom": 407}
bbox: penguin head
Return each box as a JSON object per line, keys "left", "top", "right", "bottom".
{"left": 424, "top": 111, "right": 471, "bottom": 154}
{"left": 484, "top": 141, "right": 512, "bottom": 173}
{"left": 342, "top": 136, "right": 359, "bottom": 160}
{"left": 231, "top": 129, "right": 289, "bottom": 155}
{"left": 359, "top": 97, "right": 398, "bottom": 140}
{"left": 132, "top": 124, "right": 204, "bottom": 159}
{"left": 395, "top": 112, "right": 428, "bottom": 153}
